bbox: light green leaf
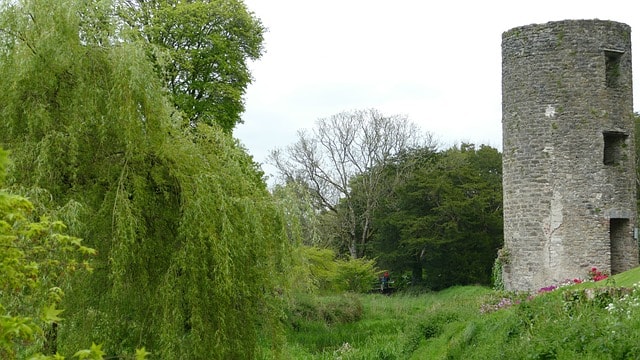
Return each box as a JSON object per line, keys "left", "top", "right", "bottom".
{"left": 135, "top": 347, "right": 151, "bottom": 360}
{"left": 41, "top": 303, "right": 64, "bottom": 324}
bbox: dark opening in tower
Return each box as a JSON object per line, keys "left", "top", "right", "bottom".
{"left": 603, "top": 131, "right": 627, "bottom": 165}
{"left": 610, "top": 218, "right": 629, "bottom": 274}
{"left": 605, "top": 50, "right": 623, "bottom": 88}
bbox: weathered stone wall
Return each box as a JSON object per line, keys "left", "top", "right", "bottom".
{"left": 502, "top": 20, "right": 638, "bottom": 291}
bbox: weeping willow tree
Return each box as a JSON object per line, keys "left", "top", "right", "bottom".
{"left": 0, "top": 0, "right": 289, "bottom": 358}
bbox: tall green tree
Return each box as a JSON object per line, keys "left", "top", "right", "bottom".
{"left": 119, "top": 0, "right": 265, "bottom": 131}
{"left": 0, "top": 1, "right": 287, "bottom": 358}
{"left": 360, "top": 146, "right": 435, "bottom": 281}
{"left": 371, "top": 144, "right": 503, "bottom": 289}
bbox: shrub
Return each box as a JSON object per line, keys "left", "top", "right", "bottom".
{"left": 0, "top": 148, "right": 101, "bottom": 359}
{"left": 333, "top": 257, "right": 378, "bottom": 293}
{"left": 288, "top": 293, "right": 363, "bottom": 327}
{"left": 297, "top": 246, "right": 378, "bottom": 293}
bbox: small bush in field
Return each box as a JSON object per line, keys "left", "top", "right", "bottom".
{"left": 320, "top": 293, "right": 363, "bottom": 324}
{"left": 333, "top": 257, "right": 378, "bottom": 293}
{"left": 288, "top": 293, "right": 363, "bottom": 327}
{"left": 298, "top": 246, "right": 378, "bottom": 293}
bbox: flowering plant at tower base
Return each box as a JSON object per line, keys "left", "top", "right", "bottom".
{"left": 480, "top": 266, "right": 610, "bottom": 314}
{"left": 588, "top": 267, "right": 609, "bottom": 282}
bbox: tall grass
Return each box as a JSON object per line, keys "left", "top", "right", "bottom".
{"left": 275, "top": 286, "right": 492, "bottom": 359}
{"left": 266, "top": 267, "right": 640, "bottom": 359}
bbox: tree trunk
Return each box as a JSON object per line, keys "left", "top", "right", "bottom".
{"left": 412, "top": 261, "right": 424, "bottom": 285}
{"left": 348, "top": 241, "right": 358, "bottom": 259}
{"left": 358, "top": 217, "right": 370, "bottom": 258}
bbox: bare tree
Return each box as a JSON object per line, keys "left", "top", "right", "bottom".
{"left": 270, "top": 109, "right": 434, "bottom": 258}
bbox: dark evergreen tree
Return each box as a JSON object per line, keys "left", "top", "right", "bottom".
{"left": 371, "top": 144, "right": 503, "bottom": 290}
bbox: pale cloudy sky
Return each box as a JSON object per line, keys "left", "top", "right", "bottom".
{"left": 235, "top": 1, "right": 640, "bottom": 180}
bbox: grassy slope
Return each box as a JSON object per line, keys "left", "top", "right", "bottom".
{"left": 416, "top": 266, "right": 640, "bottom": 359}
{"left": 279, "top": 267, "right": 640, "bottom": 359}
{"left": 602, "top": 265, "right": 640, "bottom": 287}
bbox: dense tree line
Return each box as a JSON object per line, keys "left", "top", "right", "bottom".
{"left": 273, "top": 114, "right": 504, "bottom": 290}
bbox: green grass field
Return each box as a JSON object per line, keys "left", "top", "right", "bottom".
{"left": 269, "top": 267, "right": 640, "bottom": 359}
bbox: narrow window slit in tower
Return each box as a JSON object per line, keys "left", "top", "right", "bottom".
{"left": 604, "top": 50, "right": 623, "bottom": 88}
{"left": 603, "top": 131, "right": 627, "bottom": 165}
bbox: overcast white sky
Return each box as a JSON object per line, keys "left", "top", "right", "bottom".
{"left": 234, "top": 1, "right": 640, "bottom": 181}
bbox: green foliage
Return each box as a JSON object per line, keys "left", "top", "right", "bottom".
{"left": 333, "top": 257, "right": 378, "bottom": 293}
{"left": 295, "top": 246, "right": 378, "bottom": 294}
{"left": 288, "top": 293, "right": 363, "bottom": 328}
{"left": 0, "top": 148, "right": 96, "bottom": 359}
{"left": 0, "top": 1, "right": 288, "bottom": 358}
{"left": 370, "top": 144, "right": 503, "bottom": 289}
{"left": 271, "top": 181, "right": 328, "bottom": 247}
{"left": 298, "top": 246, "right": 339, "bottom": 292}
{"left": 72, "top": 343, "right": 105, "bottom": 360}
{"left": 120, "top": 0, "right": 265, "bottom": 131}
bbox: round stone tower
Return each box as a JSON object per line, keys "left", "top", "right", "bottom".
{"left": 502, "top": 20, "right": 638, "bottom": 291}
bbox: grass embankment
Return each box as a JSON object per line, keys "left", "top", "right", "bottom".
{"left": 278, "top": 267, "right": 640, "bottom": 359}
